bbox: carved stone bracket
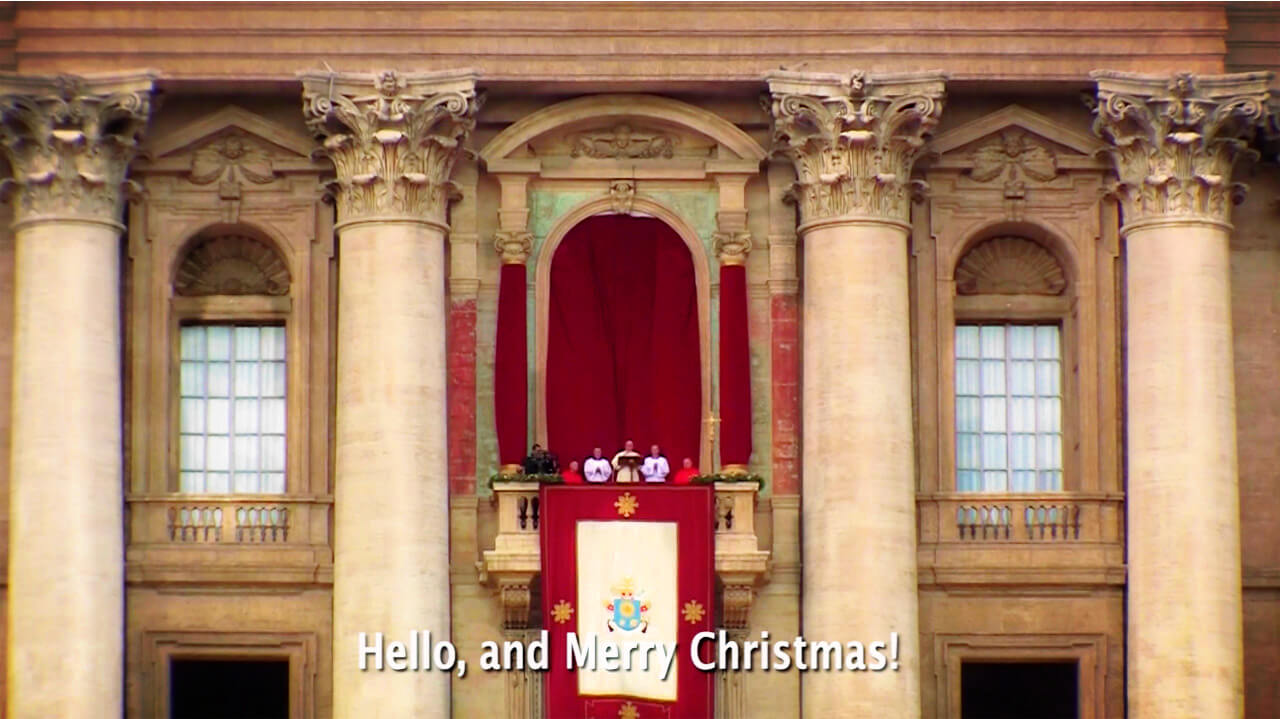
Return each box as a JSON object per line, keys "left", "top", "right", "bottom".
{"left": 764, "top": 70, "right": 947, "bottom": 225}
{"left": 0, "top": 72, "right": 156, "bottom": 226}
{"left": 495, "top": 229, "right": 534, "bottom": 265}
{"left": 300, "top": 68, "right": 481, "bottom": 226}
{"left": 608, "top": 179, "right": 635, "bottom": 214}
{"left": 1089, "top": 71, "right": 1272, "bottom": 225}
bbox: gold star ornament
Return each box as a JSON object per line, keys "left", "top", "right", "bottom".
{"left": 614, "top": 492, "right": 639, "bottom": 518}
{"left": 682, "top": 599, "right": 705, "bottom": 624}
{"left": 551, "top": 600, "right": 574, "bottom": 624}
{"left": 619, "top": 702, "right": 640, "bottom": 719}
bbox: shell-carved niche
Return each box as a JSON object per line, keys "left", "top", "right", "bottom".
{"left": 174, "top": 234, "right": 291, "bottom": 296}
{"left": 955, "top": 236, "right": 1066, "bottom": 296}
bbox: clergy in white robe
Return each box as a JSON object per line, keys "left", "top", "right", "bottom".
{"left": 583, "top": 447, "right": 612, "bottom": 483}
{"left": 641, "top": 444, "right": 670, "bottom": 483}
{"left": 611, "top": 439, "right": 643, "bottom": 484}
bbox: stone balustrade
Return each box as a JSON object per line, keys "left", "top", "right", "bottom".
{"left": 125, "top": 495, "right": 334, "bottom": 584}
{"left": 917, "top": 492, "right": 1126, "bottom": 586}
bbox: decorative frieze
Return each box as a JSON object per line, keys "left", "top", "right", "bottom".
{"left": 764, "top": 70, "right": 946, "bottom": 224}
{"left": 300, "top": 69, "right": 481, "bottom": 225}
{"left": 1089, "top": 71, "right": 1272, "bottom": 225}
{"left": 0, "top": 72, "right": 155, "bottom": 225}
{"left": 569, "top": 123, "right": 676, "bottom": 159}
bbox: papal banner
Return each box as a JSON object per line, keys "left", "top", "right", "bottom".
{"left": 541, "top": 485, "right": 715, "bottom": 718}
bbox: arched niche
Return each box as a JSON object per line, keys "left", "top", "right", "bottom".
{"left": 948, "top": 219, "right": 1079, "bottom": 293}
{"left": 533, "top": 193, "right": 713, "bottom": 470}
{"left": 172, "top": 223, "right": 293, "bottom": 297}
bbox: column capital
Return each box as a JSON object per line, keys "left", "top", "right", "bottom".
{"left": 0, "top": 72, "right": 156, "bottom": 228}
{"left": 714, "top": 230, "right": 752, "bottom": 266}
{"left": 1089, "top": 71, "right": 1272, "bottom": 227}
{"left": 300, "top": 68, "right": 482, "bottom": 227}
{"left": 764, "top": 70, "right": 946, "bottom": 226}
{"left": 494, "top": 229, "right": 533, "bottom": 265}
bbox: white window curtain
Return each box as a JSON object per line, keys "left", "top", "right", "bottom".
{"left": 179, "top": 325, "right": 287, "bottom": 494}
{"left": 955, "top": 324, "right": 1062, "bottom": 493}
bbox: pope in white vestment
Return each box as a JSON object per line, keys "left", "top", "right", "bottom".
{"left": 612, "top": 439, "right": 643, "bottom": 483}
{"left": 641, "top": 445, "right": 670, "bottom": 483}
{"left": 583, "top": 447, "right": 612, "bottom": 483}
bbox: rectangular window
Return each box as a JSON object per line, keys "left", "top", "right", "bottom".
{"left": 955, "top": 324, "right": 1062, "bottom": 492}
{"left": 179, "top": 324, "right": 286, "bottom": 494}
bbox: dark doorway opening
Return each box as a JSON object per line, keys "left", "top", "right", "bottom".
{"left": 170, "top": 658, "right": 289, "bottom": 719}
{"left": 961, "top": 661, "right": 1078, "bottom": 719}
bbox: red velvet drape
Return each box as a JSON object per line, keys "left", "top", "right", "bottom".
{"left": 546, "top": 215, "right": 701, "bottom": 467}
{"left": 494, "top": 263, "right": 528, "bottom": 467}
{"left": 718, "top": 264, "right": 752, "bottom": 466}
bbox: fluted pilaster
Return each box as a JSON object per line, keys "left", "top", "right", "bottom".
{"left": 0, "top": 71, "right": 154, "bottom": 719}
{"left": 766, "top": 69, "right": 945, "bottom": 719}
{"left": 1091, "top": 70, "right": 1272, "bottom": 719}
{"left": 301, "top": 68, "right": 480, "bottom": 718}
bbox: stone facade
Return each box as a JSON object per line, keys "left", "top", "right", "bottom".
{"left": 0, "top": 3, "right": 1277, "bottom": 719}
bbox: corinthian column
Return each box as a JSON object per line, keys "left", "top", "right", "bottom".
{"left": 301, "top": 69, "right": 480, "bottom": 717}
{"left": 765, "top": 70, "right": 944, "bottom": 718}
{"left": 1091, "top": 71, "right": 1271, "bottom": 719}
{"left": 0, "top": 73, "right": 154, "bottom": 718}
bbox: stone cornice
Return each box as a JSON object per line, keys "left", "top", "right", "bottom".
{"left": 1089, "top": 70, "right": 1273, "bottom": 226}
{"left": 764, "top": 69, "right": 947, "bottom": 225}
{"left": 299, "top": 68, "right": 481, "bottom": 227}
{"left": 0, "top": 71, "right": 156, "bottom": 228}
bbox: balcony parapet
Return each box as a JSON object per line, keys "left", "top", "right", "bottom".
{"left": 479, "top": 480, "right": 771, "bottom": 630}
{"left": 917, "top": 492, "right": 1126, "bottom": 588}
{"left": 125, "top": 494, "right": 333, "bottom": 585}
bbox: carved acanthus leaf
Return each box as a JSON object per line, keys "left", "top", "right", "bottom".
{"left": 765, "top": 70, "right": 946, "bottom": 224}
{"left": 494, "top": 229, "right": 533, "bottom": 265}
{"left": 1089, "top": 71, "right": 1272, "bottom": 224}
{"left": 175, "top": 234, "right": 291, "bottom": 296}
{"left": 0, "top": 73, "right": 155, "bottom": 224}
{"left": 569, "top": 123, "right": 676, "bottom": 159}
{"left": 955, "top": 236, "right": 1065, "bottom": 296}
{"left": 301, "top": 69, "right": 481, "bottom": 224}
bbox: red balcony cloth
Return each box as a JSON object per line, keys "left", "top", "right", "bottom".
{"left": 718, "top": 263, "right": 752, "bottom": 467}
{"left": 546, "top": 215, "right": 701, "bottom": 468}
{"left": 495, "top": 262, "right": 528, "bottom": 467}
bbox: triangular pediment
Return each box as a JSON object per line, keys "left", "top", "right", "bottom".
{"left": 145, "top": 105, "right": 318, "bottom": 162}
{"left": 928, "top": 105, "right": 1106, "bottom": 166}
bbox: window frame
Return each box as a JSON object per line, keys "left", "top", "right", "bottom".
{"left": 168, "top": 294, "right": 293, "bottom": 494}
{"left": 949, "top": 292, "right": 1078, "bottom": 493}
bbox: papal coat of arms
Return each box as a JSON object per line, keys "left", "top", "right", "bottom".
{"left": 605, "top": 577, "right": 650, "bottom": 633}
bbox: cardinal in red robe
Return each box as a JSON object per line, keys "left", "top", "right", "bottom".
{"left": 561, "top": 459, "right": 585, "bottom": 485}
{"left": 671, "top": 457, "right": 699, "bottom": 485}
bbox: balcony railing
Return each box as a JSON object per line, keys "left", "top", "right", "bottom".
{"left": 917, "top": 492, "right": 1125, "bottom": 586}
{"left": 126, "top": 494, "right": 334, "bottom": 584}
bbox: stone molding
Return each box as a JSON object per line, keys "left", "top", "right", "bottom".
{"left": 300, "top": 68, "right": 481, "bottom": 226}
{"left": 764, "top": 69, "right": 946, "bottom": 224}
{"left": 1090, "top": 70, "right": 1272, "bottom": 226}
{"left": 0, "top": 71, "right": 156, "bottom": 227}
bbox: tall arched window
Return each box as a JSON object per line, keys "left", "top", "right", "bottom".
{"left": 952, "top": 235, "right": 1071, "bottom": 493}
{"left": 172, "top": 230, "right": 292, "bottom": 494}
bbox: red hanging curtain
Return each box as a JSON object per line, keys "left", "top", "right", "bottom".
{"left": 718, "top": 263, "right": 752, "bottom": 467}
{"left": 494, "top": 263, "right": 527, "bottom": 469}
{"left": 546, "top": 215, "right": 701, "bottom": 468}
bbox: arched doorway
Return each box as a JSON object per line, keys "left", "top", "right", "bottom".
{"left": 544, "top": 214, "right": 702, "bottom": 469}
